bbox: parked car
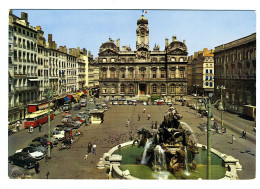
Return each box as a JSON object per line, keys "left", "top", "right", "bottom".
{"left": 15, "top": 147, "right": 44, "bottom": 160}
{"left": 74, "top": 103, "right": 81, "bottom": 110}
{"left": 28, "top": 142, "right": 48, "bottom": 154}
{"left": 9, "top": 152, "right": 35, "bottom": 169}
{"left": 32, "top": 136, "right": 56, "bottom": 148}
{"left": 52, "top": 130, "right": 65, "bottom": 141}
{"left": 128, "top": 101, "right": 133, "bottom": 105}
{"left": 62, "top": 116, "right": 71, "bottom": 123}
{"left": 62, "top": 110, "right": 71, "bottom": 117}
{"left": 74, "top": 117, "right": 84, "bottom": 123}
{"left": 167, "top": 101, "right": 173, "bottom": 105}
{"left": 118, "top": 101, "right": 123, "bottom": 105}
{"left": 113, "top": 101, "right": 118, "bottom": 105}
{"left": 142, "top": 101, "right": 147, "bottom": 105}
{"left": 123, "top": 101, "right": 128, "bottom": 105}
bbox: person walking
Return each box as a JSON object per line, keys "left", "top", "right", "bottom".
{"left": 151, "top": 121, "right": 154, "bottom": 129}
{"left": 148, "top": 113, "right": 150, "bottom": 120}
{"left": 231, "top": 135, "right": 236, "bottom": 144}
{"left": 38, "top": 123, "right": 42, "bottom": 132}
{"left": 242, "top": 130, "right": 247, "bottom": 139}
{"left": 126, "top": 119, "right": 129, "bottom": 127}
{"left": 16, "top": 121, "right": 20, "bottom": 132}
{"left": 87, "top": 142, "right": 92, "bottom": 153}
{"left": 35, "top": 161, "right": 40, "bottom": 174}
{"left": 138, "top": 114, "right": 140, "bottom": 121}
{"left": 92, "top": 143, "right": 97, "bottom": 155}
{"left": 143, "top": 108, "right": 146, "bottom": 113}
{"left": 155, "top": 121, "right": 158, "bottom": 129}
{"left": 29, "top": 125, "right": 33, "bottom": 133}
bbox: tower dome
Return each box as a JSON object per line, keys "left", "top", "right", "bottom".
{"left": 137, "top": 15, "right": 148, "bottom": 24}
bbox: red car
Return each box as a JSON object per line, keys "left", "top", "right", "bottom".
{"left": 74, "top": 117, "right": 84, "bottom": 123}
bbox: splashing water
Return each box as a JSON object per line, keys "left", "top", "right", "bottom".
{"left": 152, "top": 171, "right": 170, "bottom": 180}
{"left": 180, "top": 121, "right": 197, "bottom": 143}
{"left": 153, "top": 145, "right": 167, "bottom": 171}
{"left": 183, "top": 146, "right": 190, "bottom": 176}
{"left": 141, "top": 139, "right": 153, "bottom": 164}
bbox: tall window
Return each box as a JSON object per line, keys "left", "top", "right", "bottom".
{"left": 120, "top": 85, "right": 125, "bottom": 93}
{"left": 161, "top": 85, "right": 166, "bottom": 93}
{"left": 210, "top": 69, "right": 213, "bottom": 73}
{"left": 103, "top": 58, "right": 107, "bottom": 63}
{"left": 140, "top": 70, "right": 145, "bottom": 78}
{"left": 161, "top": 70, "right": 165, "bottom": 78}
{"left": 170, "top": 85, "right": 175, "bottom": 93}
{"left": 152, "top": 70, "right": 157, "bottom": 78}
{"left": 111, "top": 85, "right": 115, "bottom": 93}
{"left": 180, "top": 70, "right": 184, "bottom": 78}
{"left": 129, "top": 69, "right": 134, "bottom": 78}
{"left": 206, "top": 69, "right": 208, "bottom": 73}
{"left": 206, "top": 76, "right": 208, "bottom": 80}
{"left": 120, "top": 70, "right": 125, "bottom": 78}
{"left": 129, "top": 85, "right": 134, "bottom": 93}
{"left": 152, "top": 85, "right": 157, "bottom": 93}
{"left": 102, "top": 70, "right": 107, "bottom": 78}
{"left": 110, "top": 70, "right": 115, "bottom": 78}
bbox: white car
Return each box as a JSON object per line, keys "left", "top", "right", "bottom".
{"left": 16, "top": 147, "right": 44, "bottom": 160}
{"left": 113, "top": 101, "right": 118, "bottom": 105}
{"left": 53, "top": 130, "right": 65, "bottom": 141}
{"left": 123, "top": 101, "right": 128, "bottom": 105}
{"left": 142, "top": 102, "right": 147, "bottom": 105}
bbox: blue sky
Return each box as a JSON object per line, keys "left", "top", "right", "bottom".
{"left": 12, "top": 10, "right": 256, "bottom": 58}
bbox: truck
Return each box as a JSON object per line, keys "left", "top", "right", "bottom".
{"left": 242, "top": 105, "right": 256, "bottom": 121}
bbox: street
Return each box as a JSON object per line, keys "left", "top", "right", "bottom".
{"left": 8, "top": 99, "right": 256, "bottom": 179}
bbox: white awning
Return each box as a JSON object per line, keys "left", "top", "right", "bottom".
{"left": 28, "top": 78, "right": 40, "bottom": 81}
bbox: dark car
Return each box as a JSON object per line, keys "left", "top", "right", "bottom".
{"left": 9, "top": 152, "right": 35, "bottom": 169}
{"left": 32, "top": 137, "right": 54, "bottom": 148}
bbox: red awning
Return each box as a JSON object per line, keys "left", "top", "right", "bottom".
{"left": 83, "top": 90, "right": 87, "bottom": 94}
{"left": 67, "top": 95, "right": 72, "bottom": 99}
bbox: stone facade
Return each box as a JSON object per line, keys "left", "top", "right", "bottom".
{"left": 8, "top": 11, "right": 89, "bottom": 123}
{"left": 98, "top": 15, "right": 188, "bottom": 101}
{"left": 188, "top": 48, "right": 214, "bottom": 96}
{"left": 214, "top": 33, "right": 256, "bottom": 113}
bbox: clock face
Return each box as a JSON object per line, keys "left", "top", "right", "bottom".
{"left": 140, "top": 29, "right": 146, "bottom": 36}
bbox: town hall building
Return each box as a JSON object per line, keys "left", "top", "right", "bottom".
{"left": 97, "top": 15, "right": 188, "bottom": 101}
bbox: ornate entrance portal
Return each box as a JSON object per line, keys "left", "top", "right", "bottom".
{"left": 139, "top": 84, "right": 146, "bottom": 95}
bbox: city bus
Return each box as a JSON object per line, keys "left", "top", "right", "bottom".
{"left": 24, "top": 109, "right": 54, "bottom": 128}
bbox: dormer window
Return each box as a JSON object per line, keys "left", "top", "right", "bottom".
{"left": 103, "top": 58, "right": 107, "bottom": 63}
{"left": 171, "top": 57, "right": 175, "bottom": 62}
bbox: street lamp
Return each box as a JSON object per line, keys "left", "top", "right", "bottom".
{"left": 43, "top": 87, "right": 56, "bottom": 159}
{"left": 201, "top": 93, "right": 213, "bottom": 179}
{"left": 217, "top": 85, "right": 226, "bottom": 133}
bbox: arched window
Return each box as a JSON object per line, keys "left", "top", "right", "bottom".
{"left": 161, "top": 70, "right": 165, "bottom": 78}
{"left": 170, "top": 85, "right": 175, "bottom": 94}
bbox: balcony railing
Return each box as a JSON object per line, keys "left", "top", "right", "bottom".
{"left": 15, "top": 86, "right": 38, "bottom": 92}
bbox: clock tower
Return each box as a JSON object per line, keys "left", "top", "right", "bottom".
{"left": 136, "top": 15, "right": 149, "bottom": 51}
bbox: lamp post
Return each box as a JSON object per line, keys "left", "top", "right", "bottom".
{"left": 201, "top": 94, "right": 213, "bottom": 179}
{"left": 43, "top": 87, "right": 56, "bottom": 159}
{"left": 217, "top": 85, "right": 226, "bottom": 133}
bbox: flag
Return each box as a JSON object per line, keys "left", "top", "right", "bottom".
{"left": 142, "top": 10, "right": 147, "bottom": 14}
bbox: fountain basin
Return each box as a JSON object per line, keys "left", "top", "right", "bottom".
{"left": 100, "top": 141, "right": 242, "bottom": 180}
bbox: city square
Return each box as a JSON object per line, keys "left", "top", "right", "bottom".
{"left": 3, "top": 4, "right": 257, "bottom": 188}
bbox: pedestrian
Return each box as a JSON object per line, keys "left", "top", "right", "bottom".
{"left": 29, "top": 125, "right": 33, "bottom": 133}
{"left": 231, "top": 135, "right": 236, "bottom": 144}
{"left": 242, "top": 130, "right": 247, "bottom": 139}
{"left": 155, "top": 121, "right": 158, "bottom": 129}
{"left": 92, "top": 143, "right": 97, "bottom": 155}
{"left": 35, "top": 161, "right": 40, "bottom": 174}
{"left": 143, "top": 108, "right": 146, "bottom": 113}
{"left": 138, "top": 114, "right": 140, "bottom": 121}
{"left": 151, "top": 121, "right": 154, "bottom": 129}
{"left": 38, "top": 123, "right": 42, "bottom": 132}
{"left": 148, "top": 113, "right": 150, "bottom": 120}
{"left": 87, "top": 142, "right": 92, "bottom": 153}
{"left": 16, "top": 121, "right": 20, "bottom": 132}
{"left": 126, "top": 119, "right": 129, "bottom": 127}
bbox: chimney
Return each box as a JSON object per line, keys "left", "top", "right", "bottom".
{"left": 48, "top": 34, "right": 52, "bottom": 43}
{"left": 116, "top": 39, "right": 120, "bottom": 48}
{"left": 21, "top": 12, "right": 28, "bottom": 22}
{"left": 172, "top": 36, "right": 177, "bottom": 42}
{"left": 165, "top": 38, "right": 169, "bottom": 47}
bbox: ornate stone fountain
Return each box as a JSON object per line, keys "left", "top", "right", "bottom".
{"left": 136, "top": 106, "right": 198, "bottom": 173}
